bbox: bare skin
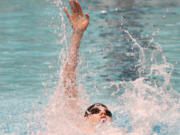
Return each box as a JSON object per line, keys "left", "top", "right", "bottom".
{"left": 63, "top": 0, "right": 112, "bottom": 133}
{"left": 63, "top": 0, "right": 89, "bottom": 99}
{"left": 85, "top": 106, "right": 112, "bottom": 125}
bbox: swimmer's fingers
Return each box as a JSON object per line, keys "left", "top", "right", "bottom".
{"left": 69, "top": 0, "right": 83, "bottom": 16}
{"left": 74, "top": 0, "right": 83, "bottom": 16}
{"left": 69, "top": 0, "right": 76, "bottom": 14}
{"left": 64, "top": 8, "right": 71, "bottom": 21}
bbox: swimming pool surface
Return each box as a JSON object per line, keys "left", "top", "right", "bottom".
{"left": 0, "top": 0, "right": 180, "bottom": 134}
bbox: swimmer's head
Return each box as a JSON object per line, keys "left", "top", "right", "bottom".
{"left": 84, "top": 103, "right": 112, "bottom": 125}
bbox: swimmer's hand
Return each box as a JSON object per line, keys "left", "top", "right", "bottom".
{"left": 64, "top": 0, "right": 89, "bottom": 33}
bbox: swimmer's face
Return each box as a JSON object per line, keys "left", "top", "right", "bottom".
{"left": 86, "top": 106, "right": 112, "bottom": 125}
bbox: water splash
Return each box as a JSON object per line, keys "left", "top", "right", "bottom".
{"left": 110, "top": 30, "right": 180, "bottom": 135}
{"left": 37, "top": 1, "right": 180, "bottom": 135}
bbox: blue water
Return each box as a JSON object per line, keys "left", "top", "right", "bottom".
{"left": 0, "top": 0, "right": 180, "bottom": 134}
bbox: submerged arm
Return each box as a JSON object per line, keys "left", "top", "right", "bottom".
{"left": 63, "top": 0, "right": 89, "bottom": 99}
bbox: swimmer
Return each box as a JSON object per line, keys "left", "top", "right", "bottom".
{"left": 63, "top": 0, "right": 112, "bottom": 133}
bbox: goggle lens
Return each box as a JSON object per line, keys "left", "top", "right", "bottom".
{"left": 90, "top": 108, "right": 112, "bottom": 117}
{"left": 90, "top": 108, "right": 100, "bottom": 114}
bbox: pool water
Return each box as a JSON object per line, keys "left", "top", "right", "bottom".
{"left": 0, "top": 0, "right": 180, "bottom": 134}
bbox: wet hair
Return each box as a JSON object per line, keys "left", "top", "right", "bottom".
{"left": 84, "top": 103, "right": 111, "bottom": 117}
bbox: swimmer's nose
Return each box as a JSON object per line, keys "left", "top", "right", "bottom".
{"left": 100, "top": 111, "right": 106, "bottom": 117}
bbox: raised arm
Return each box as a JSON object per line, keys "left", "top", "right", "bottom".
{"left": 63, "top": 0, "right": 89, "bottom": 98}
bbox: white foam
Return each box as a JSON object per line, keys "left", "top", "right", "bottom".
{"left": 36, "top": 1, "right": 180, "bottom": 135}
